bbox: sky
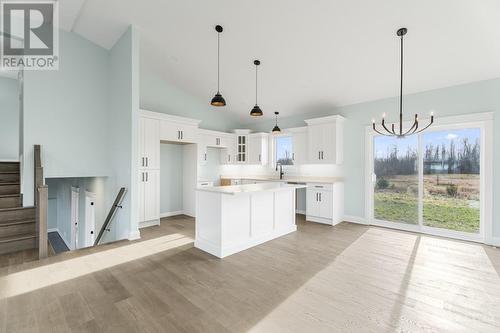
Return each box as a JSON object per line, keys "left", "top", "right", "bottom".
{"left": 276, "top": 136, "right": 293, "bottom": 161}
{"left": 374, "top": 128, "right": 480, "bottom": 159}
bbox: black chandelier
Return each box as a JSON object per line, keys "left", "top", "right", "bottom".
{"left": 373, "top": 28, "right": 433, "bottom": 137}
{"left": 210, "top": 25, "right": 226, "bottom": 107}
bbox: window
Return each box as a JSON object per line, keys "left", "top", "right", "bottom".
{"left": 275, "top": 136, "right": 293, "bottom": 166}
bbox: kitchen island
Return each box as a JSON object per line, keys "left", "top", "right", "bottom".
{"left": 195, "top": 182, "right": 306, "bottom": 258}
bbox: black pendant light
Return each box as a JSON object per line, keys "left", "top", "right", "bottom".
{"left": 250, "top": 60, "right": 263, "bottom": 116}
{"left": 211, "top": 25, "right": 226, "bottom": 107}
{"left": 373, "top": 28, "right": 433, "bottom": 137}
{"left": 272, "top": 111, "right": 281, "bottom": 134}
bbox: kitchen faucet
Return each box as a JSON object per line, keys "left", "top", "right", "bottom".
{"left": 276, "top": 163, "right": 284, "bottom": 180}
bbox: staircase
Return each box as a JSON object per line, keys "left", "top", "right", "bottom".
{"left": 0, "top": 162, "right": 37, "bottom": 255}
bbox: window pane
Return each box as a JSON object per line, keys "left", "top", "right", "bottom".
{"left": 276, "top": 136, "right": 294, "bottom": 165}
{"left": 423, "top": 128, "right": 480, "bottom": 233}
{"left": 374, "top": 135, "right": 418, "bottom": 224}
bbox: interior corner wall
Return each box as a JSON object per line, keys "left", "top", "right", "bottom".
{"left": 246, "top": 78, "right": 500, "bottom": 237}
{"left": 160, "top": 143, "right": 184, "bottom": 214}
{"left": 108, "top": 25, "right": 140, "bottom": 241}
{"left": 22, "top": 30, "right": 110, "bottom": 206}
{"left": 139, "top": 66, "right": 243, "bottom": 132}
{"left": 0, "top": 77, "right": 20, "bottom": 161}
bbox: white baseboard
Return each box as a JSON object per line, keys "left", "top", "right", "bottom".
{"left": 491, "top": 237, "right": 500, "bottom": 247}
{"left": 296, "top": 209, "right": 306, "bottom": 215}
{"left": 160, "top": 210, "right": 184, "bottom": 218}
{"left": 139, "top": 219, "right": 160, "bottom": 229}
{"left": 47, "top": 227, "right": 59, "bottom": 233}
{"left": 128, "top": 229, "right": 141, "bottom": 241}
{"left": 343, "top": 215, "right": 369, "bottom": 225}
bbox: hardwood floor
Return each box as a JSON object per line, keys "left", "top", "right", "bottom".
{"left": 1, "top": 215, "right": 500, "bottom": 332}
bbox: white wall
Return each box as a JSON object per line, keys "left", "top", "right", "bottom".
{"left": 0, "top": 77, "right": 20, "bottom": 161}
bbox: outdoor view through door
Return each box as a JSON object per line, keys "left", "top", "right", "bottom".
{"left": 374, "top": 128, "right": 481, "bottom": 234}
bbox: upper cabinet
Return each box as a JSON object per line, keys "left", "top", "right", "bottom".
{"left": 248, "top": 133, "right": 269, "bottom": 165}
{"left": 139, "top": 116, "right": 160, "bottom": 169}
{"left": 220, "top": 135, "right": 236, "bottom": 165}
{"left": 290, "top": 127, "right": 308, "bottom": 165}
{"left": 305, "top": 115, "right": 344, "bottom": 164}
{"left": 201, "top": 129, "right": 229, "bottom": 148}
{"left": 234, "top": 130, "right": 251, "bottom": 163}
{"left": 160, "top": 121, "right": 198, "bottom": 143}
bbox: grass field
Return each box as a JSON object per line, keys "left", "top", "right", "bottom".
{"left": 374, "top": 174, "right": 480, "bottom": 233}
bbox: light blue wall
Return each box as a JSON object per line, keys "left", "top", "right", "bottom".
{"left": 23, "top": 30, "right": 110, "bottom": 206}
{"left": 0, "top": 77, "right": 19, "bottom": 161}
{"left": 108, "top": 26, "right": 140, "bottom": 241}
{"left": 247, "top": 78, "right": 500, "bottom": 236}
{"left": 140, "top": 68, "right": 243, "bottom": 132}
{"left": 160, "top": 143, "right": 183, "bottom": 213}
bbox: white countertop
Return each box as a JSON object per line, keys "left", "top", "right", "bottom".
{"left": 220, "top": 175, "right": 344, "bottom": 183}
{"left": 196, "top": 182, "right": 307, "bottom": 195}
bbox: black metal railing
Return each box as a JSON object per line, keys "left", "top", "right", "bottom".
{"left": 94, "top": 187, "right": 126, "bottom": 246}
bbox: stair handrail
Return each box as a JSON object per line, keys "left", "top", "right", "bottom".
{"left": 34, "top": 144, "right": 48, "bottom": 259}
{"left": 94, "top": 187, "right": 127, "bottom": 246}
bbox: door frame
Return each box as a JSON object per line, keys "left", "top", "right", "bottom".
{"left": 365, "top": 112, "right": 493, "bottom": 244}
{"left": 70, "top": 186, "right": 80, "bottom": 250}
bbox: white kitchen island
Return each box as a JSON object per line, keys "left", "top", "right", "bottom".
{"left": 195, "top": 182, "right": 306, "bottom": 258}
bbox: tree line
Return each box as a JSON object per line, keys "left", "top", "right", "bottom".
{"left": 375, "top": 138, "right": 480, "bottom": 176}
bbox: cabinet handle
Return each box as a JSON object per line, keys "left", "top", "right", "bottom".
{"left": 141, "top": 157, "right": 144, "bottom": 167}
{"left": 318, "top": 151, "right": 321, "bottom": 160}
{"left": 228, "top": 155, "right": 230, "bottom": 162}
{"left": 292, "top": 153, "right": 295, "bottom": 161}
{"left": 142, "top": 172, "right": 144, "bottom": 182}
{"left": 204, "top": 153, "right": 207, "bottom": 161}
{"left": 146, "top": 172, "right": 148, "bottom": 182}
{"left": 259, "top": 154, "right": 261, "bottom": 162}
{"left": 316, "top": 193, "right": 319, "bottom": 201}
{"left": 146, "top": 157, "right": 148, "bottom": 167}
{"left": 181, "top": 131, "right": 183, "bottom": 140}
{"left": 315, "top": 185, "right": 324, "bottom": 188}
{"left": 319, "top": 193, "right": 322, "bottom": 202}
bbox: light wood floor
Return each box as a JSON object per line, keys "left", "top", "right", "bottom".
{"left": 1, "top": 215, "right": 500, "bottom": 332}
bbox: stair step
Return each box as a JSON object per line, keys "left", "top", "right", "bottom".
{"left": 0, "top": 220, "right": 35, "bottom": 238}
{"left": 0, "top": 195, "right": 22, "bottom": 209}
{"left": 0, "top": 207, "right": 35, "bottom": 223}
{"left": 0, "top": 233, "right": 36, "bottom": 255}
{"left": 0, "top": 172, "right": 20, "bottom": 183}
{"left": 0, "top": 183, "right": 20, "bottom": 196}
{"left": 0, "top": 162, "right": 20, "bottom": 173}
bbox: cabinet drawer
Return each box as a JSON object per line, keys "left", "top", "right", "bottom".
{"left": 307, "top": 183, "right": 333, "bottom": 191}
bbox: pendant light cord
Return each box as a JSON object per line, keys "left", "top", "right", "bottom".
{"left": 399, "top": 34, "right": 403, "bottom": 136}
{"left": 217, "top": 32, "right": 220, "bottom": 93}
{"left": 255, "top": 64, "right": 258, "bottom": 105}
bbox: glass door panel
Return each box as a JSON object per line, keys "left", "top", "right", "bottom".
{"left": 373, "top": 135, "right": 419, "bottom": 224}
{"left": 422, "top": 128, "right": 480, "bottom": 233}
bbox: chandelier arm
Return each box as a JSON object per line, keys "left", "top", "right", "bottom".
{"left": 413, "top": 119, "right": 434, "bottom": 134}
{"left": 373, "top": 124, "right": 393, "bottom": 136}
{"left": 381, "top": 120, "right": 392, "bottom": 134}
{"left": 402, "top": 119, "right": 418, "bottom": 136}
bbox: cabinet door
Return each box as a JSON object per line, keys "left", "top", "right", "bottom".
{"left": 198, "top": 144, "right": 208, "bottom": 166}
{"left": 306, "top": 189, "right": 320, "bottom": 217}
{"left": 321, "top": 123, "right": 336, "bottom": 164}
{"left": 138, "top": 171, "right": 145, "bottom": 222}
{"left": 308, "top": 124, "right": 323, "bottom": 162}
{"left": 292, "top": 131, "right": 307, "bottom": 164}
{"left": 179, "top": 125, "right": 197, "bottom": 143}
{"left": 143, "top": 170, "right": 160, "bottom": 221}
{"left": 318, "top": 190, "right": 333, "bottom": 219}
{"left": 236, "top": 135, "right": 247, "bottom": 163}
{"left": 143, "top": 118, "right": 160, "bottom": 169}
{"left": 159, "top": 120, "right": 179, "bottom": 141}
{"left": 247, "top": 136, "right": 259, "bottom": 164}
{"left": 138, "top": 118, "right": 146, "bottom": 168}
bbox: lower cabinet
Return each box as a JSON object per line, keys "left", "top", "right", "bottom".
{"left": 306, "top": 182, "right": 344, "bottom": 225}
{"left": 138, "top": 169, "right": 160, "bottom": 226}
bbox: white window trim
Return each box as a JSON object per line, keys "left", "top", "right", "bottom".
{"left": 365, "top": 112, "right": 493, "bottom": 244}
{"left": 271, "top": 131, "right": 297, "bottom": 171}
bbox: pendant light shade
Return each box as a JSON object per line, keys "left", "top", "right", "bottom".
{"left": 272, "top": 112, "right": 281, "bottom": 134}
{"left": 372, "top": 28, "right": 433, "bottom": 137}
{"left": 250, "top": 60, "right": 263, "bottom": 116}
{"left": 211, "top": 25, "right": 226, "bottom": 107}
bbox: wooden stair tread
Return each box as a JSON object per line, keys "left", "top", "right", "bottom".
{"left": 0, "top": 182, "right": 20, "bottom": 186}
{"left": 0, "top": 233, "right": 36, "bottom": 243}
{"left": 0, "top": 206, "right": 35, "bottom": 212}
{"left": 0, "top": 194, "right": 21, "bottom": 198}
{"left": 0, "top": 171, "right": 19, "bottom": 174}
{"left": 0, "top": 219, "right": 36, "bottom": 227}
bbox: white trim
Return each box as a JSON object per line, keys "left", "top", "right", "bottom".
{"left": 0, "top": 159, "right": 19, "bottom": 162}
{"left": 128, "top": 229, "right": 141, "bottom": 241}
{"left": 160, "top": 210, "right": 184, "bottom": 218}
{"left": 139, "top": 219, "right": 160, "bottom": 229}
{"left": 296, "top": 209, "right": 306, "bottom": 215}
{"left": 139, "top": 109, "right": 201, "bottom": 126}
{"left": 305, "top": 115, "right": 345, "bottom": 125}
{"left": 343, "top": 215, "right": 369, "bottom": 225}
{"left": 47, "top": 227, "right": 59, "bottom": 233}
{"left": 365, "top": 113, "right": 493, "bottom": 244}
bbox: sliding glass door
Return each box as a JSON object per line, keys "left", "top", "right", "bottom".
{"left": 369, "top": 124, "right": 484, "bottom": 241}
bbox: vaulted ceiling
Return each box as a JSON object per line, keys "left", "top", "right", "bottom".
{"left": 65, "top": 1, "right": 500, "bottom": 122}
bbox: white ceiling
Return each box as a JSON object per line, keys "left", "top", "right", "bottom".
{"left": 66, "top": 0, "right": 500, "bottom": 123}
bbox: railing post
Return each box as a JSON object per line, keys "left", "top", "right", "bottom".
{"left": 36, "top": 185, "right": 48, "bottom": 259}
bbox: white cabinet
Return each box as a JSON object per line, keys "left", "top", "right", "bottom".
{"left": 203, "top": 132, "right": 227, "bottom": 148}
{"left": 138, "top": 170, "right": 160, "bottom": 225}
{"left": 159, "top": 120, "right": 198, "bottom": 143}
{"left": 305, "top": 115, "right": 344, "bottom": 164}
{"left": 248, "top": 133, "right": 269, "bottom": 165}
{"left": 138, "top": 117, "right": 160, "bottom": 169}
{"left": 306, "top": 182, "right": 343, "bottom": 225}
{"left": 220, "top": 135, "right": 236, "bottom": 164}
{"left": 198, "top": 143, "right": 208, "bottom": 166}
{"left": 290, "top": 128, "right": 308, "bottom": 165}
